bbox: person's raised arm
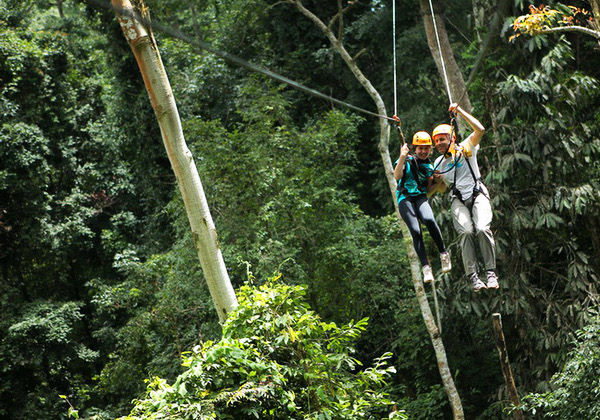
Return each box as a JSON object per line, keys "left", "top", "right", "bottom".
{"left": 394, "top": 143, "right": 409, "bottom": 181}
{"left": 449, "top": 103, "right": 485, "bottom": 147}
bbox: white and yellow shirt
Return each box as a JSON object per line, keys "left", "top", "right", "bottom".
{"left": 433, "top": 134, "right": 482, "bottom": 201}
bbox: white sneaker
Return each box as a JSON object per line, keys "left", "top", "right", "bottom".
{"left": 422, "top": 265, "right": 434, "bottom": 283}
{"left": 440, "top": 252, "right": 451, "bottom": 273}
{"left": 486, "top": 270, "right": 499, "bottom": 289}
{"left": 469, "top": 272, "right": 487, "bottom": 292}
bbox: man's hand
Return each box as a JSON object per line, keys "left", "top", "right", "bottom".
{"left": 428, "top": 172, "right": 448, "bottom": 196}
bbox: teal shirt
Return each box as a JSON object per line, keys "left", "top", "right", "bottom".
{"left": 395, "top": 156, "right": 434, "bottom": 203}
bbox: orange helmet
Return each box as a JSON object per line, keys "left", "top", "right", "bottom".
{"left": 412, "top": 131, "right": 432, "bottom": 146}
{"left": 432, "top": 124, "right": 455, "bottom": 141}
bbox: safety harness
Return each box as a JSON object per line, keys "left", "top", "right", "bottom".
{"left": 397, "top": 156, "right": 432, "bottom": 197}
{"left": 449, "top": 146, "right": 488, "bottom": 208}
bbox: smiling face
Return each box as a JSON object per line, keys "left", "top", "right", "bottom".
{"left": 434, "top": 133, "right": 453, "bottom": 154}
{"left": 414, "top": 145, "right": 432, "bottom": 159}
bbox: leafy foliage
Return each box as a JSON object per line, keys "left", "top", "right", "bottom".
{"left": 520, "top": 313, "right": 600, "bottom": 418}
{"left": 511, "top": 4, "right": 562, "bottom": 40}
{"left": 120, "top": 277, "right": 405, "bottom": 420}
{"left": 487, "top": 36, "right": 600, "bottom": 381}
{"left": 0, "top": 4, "right": 168, "bottom": 418}
{"left": 82, "top": 80, "right": 420, "bottom": 417}
{"left": 2, "top": 1, "right": 600, "bottom": 419}
{"left": 511, "top": 4, "right": 595, "bottom": 41}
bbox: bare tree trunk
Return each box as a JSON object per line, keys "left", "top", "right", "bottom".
{"left": 492, "top": 314, "right": 524, "bottom": 420}
{"left": 288, "top": 2, "right": 464, "bottom": 418}
{"left": 419, "top": 0, "right": 472, "bottom": 114}
{"left": 111, "top": 0, "right": 238, "bottom": 323}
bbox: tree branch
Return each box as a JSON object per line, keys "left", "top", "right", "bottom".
{"left": 537, "top": 25, "right": 600, "bottom": 40}
{"left": 352, "top": 47, "right": 367, "bottom": 61}
{"left": 287, "top": 1, "right": 465, "bottom": 417}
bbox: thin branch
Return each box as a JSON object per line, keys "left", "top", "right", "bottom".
{"left": 352, "top": 47, "right": 367, "bottom": 61}
{"left": 531, "top": 262, "right": 570, "bottom": 283}
{"left": 267, "top": 1, "right": 289, "bottom": 10}
{"left": 328, "top": 1, "right": 361, "bottom": 32}
{"left": 537, "top": 25, "right": 600, "bottom": 40}
{"left": 445, "top": 17, "right": 471, "bottom": 44}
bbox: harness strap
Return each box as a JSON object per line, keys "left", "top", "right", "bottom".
{"left": 462, "top": 149, "right": 479, "bottom": 182}
{"left": 398, "top": 156, "right": 430, "bottom": 196}
{"left": 451, "top": 145, "right": 485, "bottom": 205}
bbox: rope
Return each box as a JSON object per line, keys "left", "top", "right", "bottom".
{"left": 84, "top": 0, "right": 399, "bottom": 122}
{"left": 392, "top": 0, "right": 398, "bottom": 116}
{"left": 427, "top": 0, "right": 453, "bottom": 104}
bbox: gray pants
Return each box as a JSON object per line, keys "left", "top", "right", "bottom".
{"left": 450, "top": 190, "right": 496, "bottom": 275}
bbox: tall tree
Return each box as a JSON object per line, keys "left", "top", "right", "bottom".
{"left": 281, "top": 1, "right": 464, "bottom": 418}
{"left": 111, "top": 0, "right": 237, "bottom": 322}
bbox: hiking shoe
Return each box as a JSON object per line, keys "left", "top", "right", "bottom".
{"left": 486, "top": 270, "right": 499, "bottom": 289}
{"left": 440, "top": 252, "right": 452, "bottom": 273}
{"left": 469, "top": 272, "right": 486, "bottom": 292}
{"left": 422, "top": 265, "right": 434, "bottom": 283}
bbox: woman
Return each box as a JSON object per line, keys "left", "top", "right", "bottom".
{"left": 394, "top": 131, "right": 451, "bottom": 283}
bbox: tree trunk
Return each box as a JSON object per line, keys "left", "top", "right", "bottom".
{"left": 492, "top": 314, "right": 524, "bottom": 420}
{"left": 111, "top": 0, "right": 238, "bottom": 323}
{"left": 419, "top": 0, "right": 472, "bottom": 114}
{"left": 471, "top": 0, "right": 487, "bottom": 41}
{"left": 591, "top": 0, "right": 600, "bottom": 32}
{"left": 289, "top": 2, "right": 464, "bottom": 418}
{"left": 587, "top": 0, "right": 600, "bottom": 47}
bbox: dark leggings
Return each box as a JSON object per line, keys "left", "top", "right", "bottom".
{"left": 398, "top": 194, "right": 446, "bottom": 266}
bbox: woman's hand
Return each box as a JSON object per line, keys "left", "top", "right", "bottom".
{"left": 399, "top": 143, "right": 409, "bottom": 159}
{"left": 448, "top": 103, "right": 460, "bottom": 113}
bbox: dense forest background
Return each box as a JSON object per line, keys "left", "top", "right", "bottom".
{"left": 1, "top": 0, "right": 600, "bottom": 418}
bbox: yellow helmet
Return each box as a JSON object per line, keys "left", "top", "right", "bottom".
{"left": 412, "top": 131, "right": 432, "bottom": 146}
{"left": 432, "top": 124, "right": 454, "bottom": 140}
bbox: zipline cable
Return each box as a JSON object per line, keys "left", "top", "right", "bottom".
{"left": 390, "top": 0, "right": 408, "bottom": 145}
{"left": 392, "top": 0, "right": 398, "bottom": 117}
{"left": 84, "top": 0, "right": 399, "bottom": 122}
{"left": 101, "top": 0, "right": 444, "bottom": 332}
{"left": 427, "top": 0, "right": 453, "bottom": 104}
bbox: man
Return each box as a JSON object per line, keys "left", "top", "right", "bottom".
{"left": 431, "top": 103, "right": 499, "bottom": 292}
